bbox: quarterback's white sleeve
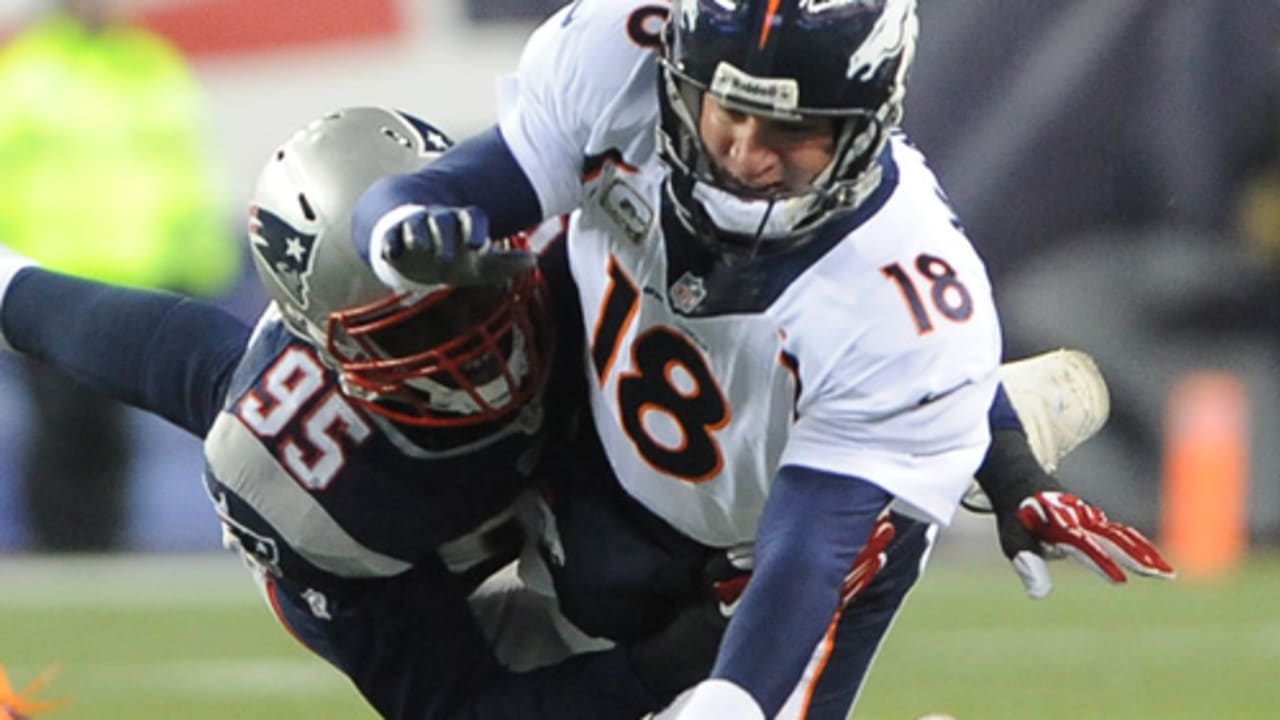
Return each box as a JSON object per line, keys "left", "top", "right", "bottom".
{"left": 0, "top": 246, "right": 37, "bottom": 352}
{"left": 497, "top": 0, "right": 658, "bottom": 217}
{"left": 784, "top": 373, "right": 999, "bottom": 525}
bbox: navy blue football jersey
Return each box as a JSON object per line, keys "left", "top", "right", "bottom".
{"left": 204, "top": 310, "right": 544, "bottom": 594}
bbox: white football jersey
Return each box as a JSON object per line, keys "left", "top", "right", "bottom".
{"left": 499, "top": 0, "right": 1001, "bottom": 547}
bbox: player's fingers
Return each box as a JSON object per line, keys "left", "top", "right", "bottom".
{"left": 429, "top": 212, "right": 458, "bottom": 261}
{"left": 841, "top": 550, "right": 885, "bottom": 605}
{"left": 1017, "top": 493, "right": 1055, "bottom": 530}
{"left": 461, "top": 207, "right": 491, "bottom": 249}
{"left": 714, "top": 574, "right": 750, "bottom": 613}
{"left": 1052, "top": 529, "right": 1127, "bottom": 584}
{"left": 1011, "top": 549, "right": 1053, "bottom": 599}
{"left": 841, "top": 512, "right": 895, "bottom": 605}
{"left": 1043, "top": 494, "right": 1085, "bottom": 529}
{"left": 1019, "top": 500, "right": 1060, "bottom": 561}
{"left": 380, "top": 224, "right": 407, "bottom": 260}
{"left": 868, "top": 511, "right": 896, "bottom": 552}
{"left": 1089, "top": 524, "right": 1176, "bottom": 578}
{"left": 410, "top": 211, "right": 440, "bottom": 253}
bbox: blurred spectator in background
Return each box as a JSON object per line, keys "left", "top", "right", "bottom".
{"left": 936, "top": 0, "right": 1280, "bottom": 538}
{"left": 0, "top": 0, "right": 238, "bottom": 551}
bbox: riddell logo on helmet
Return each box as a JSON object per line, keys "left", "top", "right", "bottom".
{"left": 711, "top": 62, "right": 798, "bottom": 112}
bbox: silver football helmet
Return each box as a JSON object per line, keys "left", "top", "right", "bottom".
{"left": 247, "top": 107, "right": 551, "bottom": 428}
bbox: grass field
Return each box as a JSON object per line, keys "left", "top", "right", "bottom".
{"left": 1, "top": 550, "right": 1276, "bottom": 720}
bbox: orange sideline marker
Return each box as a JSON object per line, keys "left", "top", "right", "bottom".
{"left": 1160, "top": 372, "right": 1249, "bottom": 579}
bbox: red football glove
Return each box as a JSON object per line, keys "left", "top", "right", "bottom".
{"left": 1013, "top": 491, "right": 1175, "bottom": 598}
{"left": 841, "top": 509, "right": 895, "bottom": 605}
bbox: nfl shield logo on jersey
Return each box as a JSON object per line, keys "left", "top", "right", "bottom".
{"left": 670, "top": 271, "right": 707, "bottom": 313}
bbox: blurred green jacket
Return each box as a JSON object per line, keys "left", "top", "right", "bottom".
{"left": 0, "top": 13, "right": 238, "bottom": 296}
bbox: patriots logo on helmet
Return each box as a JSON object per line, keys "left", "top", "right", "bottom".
{"left": 249, "top": 204, "right": 319, "bottom": 309}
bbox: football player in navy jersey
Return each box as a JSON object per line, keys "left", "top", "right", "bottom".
{"left": 351, "top": 1, "right": 1174, "bottom": 717}
{"left": 0, "top": 106, "right": 785, "bottom": 720}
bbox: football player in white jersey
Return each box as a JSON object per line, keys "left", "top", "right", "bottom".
{"left": 352, "top": 1, "right": 1174, "bottom": 717}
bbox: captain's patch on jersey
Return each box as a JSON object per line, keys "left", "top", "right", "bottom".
{"left": 601, "top": 179, "right": 653, "bottom": 243}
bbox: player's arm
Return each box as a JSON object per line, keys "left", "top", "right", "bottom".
{"left": 0, "top": 256, "right": 248, "bottom": 436}
{"left": 352, "top": 126, "right": 547, "bottom": 291}
{"left": 353, "top": 0, "right": 633, "bottom": 292}
{"left": 658, "top": 465, "right": 893, "bottom": 720}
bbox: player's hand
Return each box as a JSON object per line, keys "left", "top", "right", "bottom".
{"left": 631, "top": 511, "right": 894, "bottom": 700}
{"left": 366, "top": 203, "right": 536, "bottom": 289}
{"left": 842, "top": 508, "right": 895, "bottom": 604}
{"left": 630, "top": 547, "right": 751, "bottom": 697}
{"left": 1003, "top": 490, "right": 1175, "bottom": 599}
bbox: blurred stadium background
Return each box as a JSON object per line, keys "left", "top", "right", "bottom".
{"left": 1, "top": 0, "right": 1278, "bottom": 718}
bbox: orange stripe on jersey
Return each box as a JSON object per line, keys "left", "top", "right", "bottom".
{"left": 582, "top": 150, "right": 640, "bottom": 183}
{"left": 591, "top": 257, "right": 641, "bottom": 385}
{"left": 265, "top": 577, "right": 311, "bottom": 651}
{"left": 797, "top": 608, "right": 846, "bottom": 717}
{"left": 778, "top": 347, "right": 802, "bottom": 420}
{"left": 759, "top": 0, "right": 783, "bottom": 49}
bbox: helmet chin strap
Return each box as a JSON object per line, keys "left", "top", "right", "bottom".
{"left": 746, "top": 199, "right": 778, "bottom": 260}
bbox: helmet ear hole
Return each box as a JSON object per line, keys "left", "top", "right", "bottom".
{"left": 297, "top": 193, "right": 316, "bottom": 221}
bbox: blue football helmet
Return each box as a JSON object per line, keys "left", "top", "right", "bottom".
{"left": 657, "top": 0, "right": 918, "bottom": 255}
{"left": 248, "top": 107, "right": 552, "bottom": 429}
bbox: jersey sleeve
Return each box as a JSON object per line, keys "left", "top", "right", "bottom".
{"left": 713, "top": 466, "right": 890, "bottom": 717}
{"left": 785, "top": 363, "right": 998, "bottom": 525}
{"left": 497, "top": 0, "right": 663, "bottom": 217}
{"left": 0, "top": 266, "right": 248, "bottom": 435}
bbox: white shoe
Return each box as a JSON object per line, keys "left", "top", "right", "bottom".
{"left": 962, "top": 349, "right": 1111, "bottom": 512}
